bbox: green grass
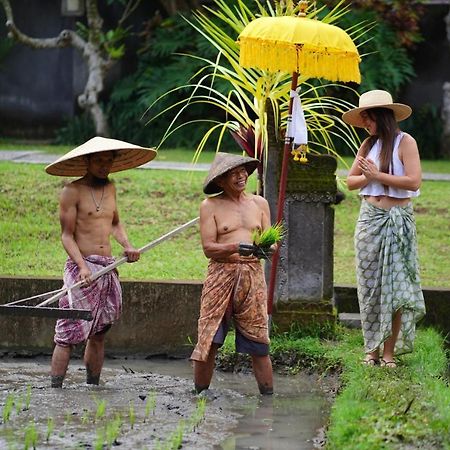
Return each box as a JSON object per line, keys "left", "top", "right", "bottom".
{"left": 0, "top": 162, "right": 208, "bottom": 280}
{"left": 333, "top": 181, "right": 450, "bottom": 287}
{"left": 0, "top": 161, "right": 448, "bottom": 287}
{"left": 324, "top": 327, "right": 450, "bottom": 449}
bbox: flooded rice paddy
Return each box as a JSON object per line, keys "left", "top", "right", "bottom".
{"left": 0, "top": 356, "right": 330, "bottom": 449}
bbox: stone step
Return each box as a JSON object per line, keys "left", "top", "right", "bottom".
{"left": 338, "top": 313, "right": 361, "bottom": 329}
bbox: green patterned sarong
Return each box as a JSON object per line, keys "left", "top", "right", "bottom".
{"left": 355, "top": 200, "right": 425, "bottom": 355}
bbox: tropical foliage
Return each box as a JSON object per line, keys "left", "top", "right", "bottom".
{"left": 333, "top": 8, "right": 416, "bottom": 97}
{"left": 105, "top": 13, "right": 226, "bottom": 148}
{"left": 145, "top": 0, "right": 369, "bottom": 174}
{"left": 62, "top": 0, "right": 429, "bottom": 157}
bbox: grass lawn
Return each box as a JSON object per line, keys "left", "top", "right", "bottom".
{"left": 0, "top": 161, "right": 449, "bottom": 288}
{"left": 325, "top": 327, "right": 450, "bottom": 449}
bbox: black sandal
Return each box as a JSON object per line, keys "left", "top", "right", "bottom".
{"left": 380, "top": 359, "right": 397, "bottom": 368}
{"left": 362, "top": 357, "right": 379, "bottom": 366}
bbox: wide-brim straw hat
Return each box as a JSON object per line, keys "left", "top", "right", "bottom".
{"left": 203, "top": 152, "right": 259, "bottom": 195}
{"left": 342, "top": 90, "right": 412, "bottom": 128}
{"left": 45, "top": 136, "right": 157, "bottom": 176}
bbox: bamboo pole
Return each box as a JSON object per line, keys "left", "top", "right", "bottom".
{"left": 267, "top": 71, "right": 298, "bottom": 315}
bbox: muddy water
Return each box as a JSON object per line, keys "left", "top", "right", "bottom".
{"left": 0, "top": 357, "right": 329, "bottom": 449}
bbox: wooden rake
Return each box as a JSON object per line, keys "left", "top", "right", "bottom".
{"left": 0, "top": 217, "right": 200, "bottom": 321}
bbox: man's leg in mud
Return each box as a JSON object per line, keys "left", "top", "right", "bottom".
{"left": 251, "top": 354, "right": 273, "bottom": 395}
{"left": 84, "top": 333, "right": 106, "bottom": 385}
{"left": 51, "top": 345, "right": 72, "bottom": 388}
{"left": 193, "top": 343, "right": 220, "bottom": 394}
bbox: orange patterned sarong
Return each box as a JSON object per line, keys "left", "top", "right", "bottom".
{"left": 190, "top": 256, "right": 269, "bottom": 362}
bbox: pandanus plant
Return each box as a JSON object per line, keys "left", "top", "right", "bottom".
{"left": 146, "top": 0, "right": 373, "bottom": 193}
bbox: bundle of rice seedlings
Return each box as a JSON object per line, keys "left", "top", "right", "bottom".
{"left": 252, "top": 222, "right": 285, "bottom": 248}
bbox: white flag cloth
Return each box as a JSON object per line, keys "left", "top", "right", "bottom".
{"left": 286, "top": 89, "right": 308, "bottom": 146}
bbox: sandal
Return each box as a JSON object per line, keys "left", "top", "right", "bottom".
{"left": 380, "top": 359, "right": 397, "bottom": 368}
{"left": 362, "top": 357, "right": 379, "bottom": 366}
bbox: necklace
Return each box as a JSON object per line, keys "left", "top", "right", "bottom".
{"left": 90, "top": 186, "right": 105, "bottom": 212}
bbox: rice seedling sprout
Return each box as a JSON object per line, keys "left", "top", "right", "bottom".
{"left": 252, "top": 222, "right": 285, "bottom": 247}
{"left": 64, "top": 411, "right": 73, "bottom": 426}
{"left": 105, "top": 414, "right": 122, "bottom": 448}
{"left": 14, "top": 395, "right": 22, "bottom": 415}
{"left": 94, "top": 427, "right": 105, "bottom": 450}
{"left": 189, "top": 397, "right": 207, "bottom": 431}
{"left": 2, "top": 393, "right": 14, "bottom": 423}
{"left": 46, "top": 417, "right": 54, "bottom": 443}
{"left": 81, "top": 408, "right": 90, "bottom": 424}
{"left": 144, "top": 390, "right": 157, "bottom": 422}
{"left": 168, "top": 420, "right": 185, "bottom": 449}
{"left": 23, "top": 421, "right": 38, "bottom": 450}
{"left": 24, "top": 384, "right": 31, "bottom": 410}
{"left": 94, "top": 398, "right": 107, "bottom": 422}
{"left": 128, "top": 401, "right": 135, "bottom": 429}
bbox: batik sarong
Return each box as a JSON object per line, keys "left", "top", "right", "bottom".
{"left": 190, "top": 256, "right": 269, "bottom": 362}
{"left": 355, "top": 200, "right": 426, "bottom": 355}
{"left": 54, "top": 255, "right": 122, "bottom": 347}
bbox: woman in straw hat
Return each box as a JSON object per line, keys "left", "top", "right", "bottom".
{"left": 343, "top": 90, "right": 426, "bottom": 368}
{"left": 190, "top": 152, "right": 274, "bottom": 395}
{"left": 46, "top": 137, "right": 156, "bottom": 388}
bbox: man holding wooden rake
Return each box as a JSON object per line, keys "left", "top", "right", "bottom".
{"left": 45, "top": 137, "right": 156, "bottom": 388}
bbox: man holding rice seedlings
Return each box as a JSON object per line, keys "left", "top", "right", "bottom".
{"left": 191, "top": 152, "right": 280, "bottom": 396}
{"left": 45, "top": 137, "right": 156, "bottom": 388}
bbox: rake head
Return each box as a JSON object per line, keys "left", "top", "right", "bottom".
{"left": 0, "top": 305, "right": 93, "bottom": 321}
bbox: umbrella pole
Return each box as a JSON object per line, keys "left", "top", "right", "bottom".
{"left": 267, "top": 71, "right": 298, "bottom": 316}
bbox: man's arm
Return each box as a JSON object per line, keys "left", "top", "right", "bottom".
{"left": 111, "top": 187, "right": 140, "bottom": 263}
{"left": 59, "top": 184, "right": 92, "bottom": 282}
{"left": 200, "top": 199, "right": 240, "bottom": 259}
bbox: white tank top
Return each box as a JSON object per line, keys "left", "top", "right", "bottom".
{"left": 359, "top": 132, "right": 420, "bottom": 198}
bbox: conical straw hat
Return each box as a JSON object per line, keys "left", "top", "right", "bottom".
{"left": 342, "top": 90, "right": 412, "bottom": 128}
{"left": 45, "top": 136, "right": 157, "bottom": 177}
{"left": 203, "top": 152, "right": 259, "bottom": 195}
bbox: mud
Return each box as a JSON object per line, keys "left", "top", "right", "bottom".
{"left": 0, "top": 356, "right": 331, "bottom": 449}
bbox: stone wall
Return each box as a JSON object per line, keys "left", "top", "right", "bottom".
{"left": 334, "top": 284, "right": 450, "bottom": 336}
{"left": 0, "top": 277, "right": 448, "bottom": 356}
{"left": 0, "top": 276, "right": 202, "bottom": 357}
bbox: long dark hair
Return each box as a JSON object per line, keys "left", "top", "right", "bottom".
{"left": 361, "top": 108, "right": 399, "bottom": 174}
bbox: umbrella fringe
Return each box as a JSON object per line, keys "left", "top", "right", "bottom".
{"left": 239, "top": 40, "right": 361, "bottom": 83}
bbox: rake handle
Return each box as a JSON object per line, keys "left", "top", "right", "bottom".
{"left": 37, "top": 217, "right": 200, "bottom": 308}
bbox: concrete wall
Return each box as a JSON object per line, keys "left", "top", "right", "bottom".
{"left": 0, "top": 276, "right": 202, "bottom": 358}
{"left": 0, "top": 1, "right": 85, "bottom": 138}
{"left": 335, "top": 284, "right": 450, "bottom": 336}
{"left": 1, "top": 277, "right": 448, "bottom": 356}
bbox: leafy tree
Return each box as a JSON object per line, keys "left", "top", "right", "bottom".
{"left": 107, "top": 13, "right": 225, "bottom": 147}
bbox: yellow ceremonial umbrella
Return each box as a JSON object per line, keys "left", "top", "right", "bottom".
{"left": 239, "top": 15, "right": 361, "bottom": 82}
{"left": 237, "top": 1, "right": 361, "bottom": 314}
